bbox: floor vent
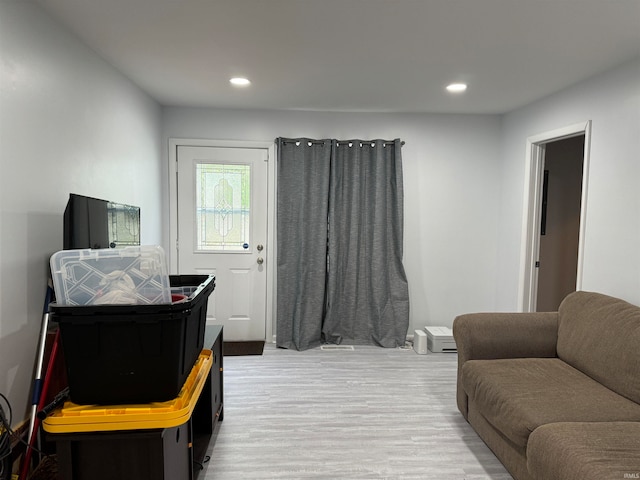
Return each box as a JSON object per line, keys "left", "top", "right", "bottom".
{"left": 320, "top": 345, "right": 355, "bottom": 351}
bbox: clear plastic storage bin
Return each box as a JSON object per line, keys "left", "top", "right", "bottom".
{"left": 50, "top": 246, "right": 172, "bottom": 306}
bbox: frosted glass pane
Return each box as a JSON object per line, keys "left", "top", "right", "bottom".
{"left": 196, "top": 163, "right": 250, "bottom": 251}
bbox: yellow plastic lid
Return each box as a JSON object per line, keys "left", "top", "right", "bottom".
{"left": 43, "top": 349, "right": 213, "bottom": 434}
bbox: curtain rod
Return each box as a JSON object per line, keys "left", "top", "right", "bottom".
{"left": 279, "top": 139, "right": 405, "bottom": 146}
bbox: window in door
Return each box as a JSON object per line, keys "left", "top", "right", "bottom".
{"left": 195, "top": 163, "right": 251, "bottom": 251}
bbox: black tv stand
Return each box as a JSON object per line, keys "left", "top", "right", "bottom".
{"left": 193, "top": 325, "right": 224, "bottom": 477}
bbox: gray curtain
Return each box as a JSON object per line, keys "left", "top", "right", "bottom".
{"left": 276, "top": 138, "right": 409, "bottom": 351}
{"left": 276, "top": 139, "right": 331, "bottom": 350}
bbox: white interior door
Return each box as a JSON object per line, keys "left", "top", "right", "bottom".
{"left": 177, "top": 145, "right": 268, "bottom": 341}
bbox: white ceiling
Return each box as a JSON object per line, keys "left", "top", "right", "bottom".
{"left": 35, "top": 0, "right": 640, "bottom": 114}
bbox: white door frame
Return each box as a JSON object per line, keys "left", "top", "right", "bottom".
{"left": 168, "top": 138, "right": 276, "bottom": 342}
{"left": 518, "top": 121, "right": 592, "bottom": 312}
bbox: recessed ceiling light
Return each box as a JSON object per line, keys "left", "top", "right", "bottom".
{"left": 446, "top": 83, "right": 467, "bottom": 93}
{"left": 230, "top": 77, "right": 251, "bottom": 86}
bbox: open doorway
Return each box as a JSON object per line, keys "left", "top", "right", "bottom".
{"left": 519, "top": 121, "right": 591, "bottom": 312}
{"left": 536, "top": 136, "right": 584, "bottom": 311}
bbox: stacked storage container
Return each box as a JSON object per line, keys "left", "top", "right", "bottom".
{"left": 49, "top": 246, "right": 215, "bottom": 405}
{"left": 45, "top": 246, "right": 217, "bottom": 479}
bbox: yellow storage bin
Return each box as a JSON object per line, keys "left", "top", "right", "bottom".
{"left": 43, "top": 349, "right": 213, "bottom": 434}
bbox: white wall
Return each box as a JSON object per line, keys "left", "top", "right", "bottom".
{"left": 497, "top": 58, "right": 640, "bottom": 309}
{"left": 0, "top": 1, "right": 163, "bottom": 423}
{"left": 162, "top": 108, "right": 503, "bottom": 337}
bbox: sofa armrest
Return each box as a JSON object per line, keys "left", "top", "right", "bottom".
{"left": 453, "top": 312, "right": 558, "bottom": 419}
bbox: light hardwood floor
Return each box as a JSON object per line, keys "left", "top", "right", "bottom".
{"left": 201, "top": 344, "right": 513, "bottom": 480}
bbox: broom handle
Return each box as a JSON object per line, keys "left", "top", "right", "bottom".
{"left": 26, "top": 284, "right": 53, "bottom": 446}
{"left": 19, "top": 328, "right": 60, "bottom": 480}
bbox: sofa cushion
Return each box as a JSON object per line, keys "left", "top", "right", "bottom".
{"left": 527, "top": 422, "right": 640, "bottom": 480}
{"left": 461, "top": 358, "right": 640, "bottom": 448}
{"left": 558, "top": 291, "right": 640, "bottom": 404}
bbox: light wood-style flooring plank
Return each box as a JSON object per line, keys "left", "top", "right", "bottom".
{"left": 201, "top": 344, "right": 513, "bottom": 480}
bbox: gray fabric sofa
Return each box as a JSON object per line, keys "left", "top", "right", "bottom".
{"left": 453, "top": 291, "right": 640, "bottom": 480}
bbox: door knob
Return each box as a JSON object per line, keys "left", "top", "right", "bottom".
{"left": 257, "top": 257, "right": 264, "bottom": 265}
{"left": 257, "top": 244, "right": 264, "bottom": 252}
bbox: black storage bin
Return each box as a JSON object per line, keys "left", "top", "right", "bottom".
{"left": 50, "top": 274, "right": 215, "bottom": 405}
{"left": 53, "top": 425, "right": 191, "bottom": 480}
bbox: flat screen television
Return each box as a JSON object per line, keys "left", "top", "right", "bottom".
{"left": 63, "top": 193, "right": 140, "bottom": 249}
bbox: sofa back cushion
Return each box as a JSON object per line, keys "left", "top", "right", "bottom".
{"left": 557, "top": 291, "right": 640, "bottom": 404}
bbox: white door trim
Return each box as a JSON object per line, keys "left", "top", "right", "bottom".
{"left": 168, "top": 138, "right": 276, "bottom": 342}
{"left": 517, "top": 121, "right": 592, "bottom": 312}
